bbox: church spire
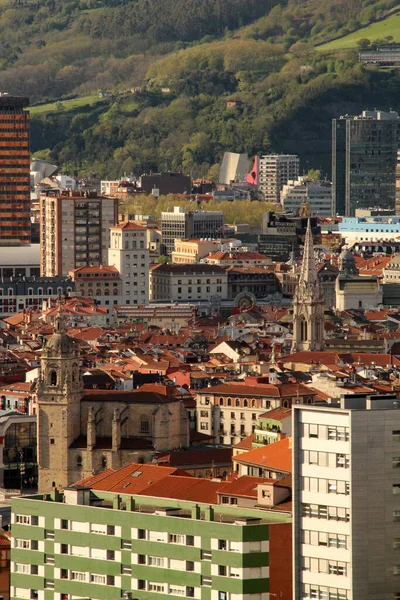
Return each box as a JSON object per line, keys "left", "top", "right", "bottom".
{"left": 291, "top": 219, "right": 324, "bottom": 353}
{"left": 295, "top": 219, "right": 321, "bottom": 300}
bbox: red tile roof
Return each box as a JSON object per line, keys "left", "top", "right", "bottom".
{"left": 110, "top": 221, "right": 146, "bottom": 231}
{"left": 74, "top": 462, "right": 190, "bottom": 493}
{"left": 234, "top": 437, "right": 292, "bottom": 473}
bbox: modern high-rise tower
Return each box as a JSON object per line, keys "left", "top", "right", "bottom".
{"left": 332, "top": 109, "right": 398, "bottom": 216}
{"left": 0, "top": 94, "right": 30, "bottom": 244}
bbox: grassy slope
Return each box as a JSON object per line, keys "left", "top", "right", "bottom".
{"left": 29, "top": 95, "right": 105, "bottom": 115}
{"left": 318, "top": 12, "right": 400, "bottom": 51}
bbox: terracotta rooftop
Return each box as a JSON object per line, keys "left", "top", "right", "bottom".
{"left": 74, "top": 462, "right": 191, "bottom": 494}
{"left": 234, "top": 437, "right": 292, "bottom": 473}
{"left": 81, "top": 389, "right": 180, "bottom": 404}
{"left": 110, "top": 221, "right": 146, "bottom": 231}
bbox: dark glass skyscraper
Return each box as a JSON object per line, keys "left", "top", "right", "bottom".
{"left": 332, "top": 110, "right": 398, "bottom": 216}
{"left": 0, "top": 94, "right": 30, "bottom": 244}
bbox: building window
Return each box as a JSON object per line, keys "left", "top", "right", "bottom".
{"left": 49, "top": 371, "right": 57, "bottom": 386}
{"left": 218, "top": 539, "right": 227, "bottom": 550}
{"left": 201, "top": 577, "right": 212, "bottom": 586}
{"left": 218, "top": 565, "right": 227, "bottom": 576}
{"left": 186, "top": 535, "right": 194, "bottom": 546}
{"left": 140, "top": 416, "right": 150, "bottom": 433}
{"left": 202, "top": 550, "right": 212, "bottom": 560}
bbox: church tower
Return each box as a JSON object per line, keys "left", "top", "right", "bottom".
{"left": 291, "top": 220, "right": 324, "bottom": 353}
{"left": 37, "top": 302, "right": 83, "bottom": 492}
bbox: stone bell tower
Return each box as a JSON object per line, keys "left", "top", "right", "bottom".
{"left": 291, "top": 219, "right": 325, "bottom": 353}
{"left": 37, "top": 302, "right": 83, "bottom": 492}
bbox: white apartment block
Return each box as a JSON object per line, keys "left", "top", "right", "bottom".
{"left": 281, "top": 177, "right": 333, "bottom": 217}
{"left": 108, "top": 222, "right": 150, "bottom": 305}
{"left": 293, "top": 395, "right": 400, "bottom": 600}
{"left": 258, "top": 155, "right": 299, "bottom": 203}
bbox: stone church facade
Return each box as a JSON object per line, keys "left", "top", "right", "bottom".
{"left": 37, "top": 305, "right": 189, "bottom": 493}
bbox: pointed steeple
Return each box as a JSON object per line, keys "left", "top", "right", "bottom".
{"left": 295, "top": 219, "right": 322, "bottom": 302}
{"left": 291, "top": 219, "right": 324, "bottom": 353}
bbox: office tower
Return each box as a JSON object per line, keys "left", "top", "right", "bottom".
{"left": 108, "top": 221, "right": 150, "bottom": 305}
{"left": 293, "top": 395, "right": 400, "bottom": 600}
{"left": 332, "top": 110, "right": 398, "bottom": 216}
{"left": 0, "top": 94, "right": 30, "bottom": 244}
{"left": 161, "top": 206, "right": 223, "bottom": 256}
{"left": 40, "top": 190, "right": 118, "bottom": 276}
{"left": 258, "top": 155, "right": 299, "bottom": 203}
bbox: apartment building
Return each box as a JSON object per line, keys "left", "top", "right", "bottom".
{"left": 40, "top": 191, "right": 118, "bottom": 276}
{"left": 196, "top": 381, "right": 317, "bottom": 446}
{"left": 161, "top": 207, "right": 223, "bottom": 256}
{"left": 258, "top": 155, "right": 299, "bottom": 203}
{"left": 150, "top": 264, "right": 227, "bottom": 302}
{"left": 0, "top": 94, "right": 31, "bottom": 245}
{"left": 68, "top": 265, "right": 123, "bottom": 311}
{"left": 10, "top": 473, "right": 291, "bottom": 600}
{"left": 293, "top": 395, "right": 400, "bottom": 600}
{"left": 281, "top": 177, "right": 332, "bottom": 217}
{"left": 0, "top": 276, "right": 73, "bottom": 317}
{"left": 108, "top": 222, "right": 150, "bottom": 305}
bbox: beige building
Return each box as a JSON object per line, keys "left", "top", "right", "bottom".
{"left": 204, "top": 251, "right": 272, "bottom": 267}
{"left": 40, "top": 190, "right": 118, "bottom": 276}
{"left": 293, "top": 396, "right": 400, "bottom": 600}
{"left": 150, "top": 264, "right": 228, "bottom": 302}
{"left": 37, "top": 305, "right": 190, "bottom": 493}
{"left": 195, "top": 381, "right": 317, "bottom": 446}
{"left": 171, "top": 239, "right": 220, "bottom": 264}
{"left": 383, "top": 254, "right": 400, "bottom": 283}
{"left": 258, "top": 154, "right": 300, "bottom": 202}
{"left": 68, "top": 265, "right": 123, "bottom": 310}
{"left": 108, "top": 221, "right": 150, "bottom": 305}
{"left": 336, "top": 249, "right": 382, "bottom": 310}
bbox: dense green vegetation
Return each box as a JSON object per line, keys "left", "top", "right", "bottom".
{"left": 0, "top": 0, "right": 398, "bottom": 178}
{"left": 318, "top": 12, "right": 400, "bottom": 50}
{"left": 122, "top": 195, "right": 279, "bottom": 226}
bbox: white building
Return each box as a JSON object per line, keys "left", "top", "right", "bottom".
{"left": 293, "top": 395, "right": 400, "bottom": 600}
{"left": 258, "top": 155, "right": 299, "bottom": 203}
{"left": 149, "top": 264, "right": 227, "bottom": 303}
{"left": 281, "top": 177, "right": 332, "bottom": 216}
{"left": 108, "top": 222, "right": 150, "bottom": 305}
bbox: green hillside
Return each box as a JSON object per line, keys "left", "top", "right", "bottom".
{"left": 0, "top": 0, "right": 397, "bottom": 180}
{"left": 318, "top": 11, "right": 400, "bottom": 51}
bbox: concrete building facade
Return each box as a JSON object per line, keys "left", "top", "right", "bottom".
{"left": 161, "top": 207, "right": 223, "bottom": 256}
{"left": 293, "top": 395, "right": 400, "bottom": 600}
{"left": 108, "top": 222, "right": 150, "bottom": 305}
{"left": 258, "top": 155, "right": 299, "bottom": 203}
{"left": 9, "top": 484, "right": 290, "bottom": 600}
{"left": 150, "top": 264, "right": 228, "bottom": 303}
{"left": 40, "top": 191, "right": 118, "bottom": 276}
{"left": 281, "top": 178, "right": 332, "bottom": 217}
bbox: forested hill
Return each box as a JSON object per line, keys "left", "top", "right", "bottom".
{"left": 0, "top": 0, "right": 399, "bottom": 178}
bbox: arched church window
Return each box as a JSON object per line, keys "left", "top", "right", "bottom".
{"left": 76, "top": 456, "right": 82, "bottom": 468}
{"left": 50, "top": 371, "right": 57, "bottom": 386}
{"left": 101, "top": 456, "right": 107, "bottom": 469}
{"left": 244, "top": 400, "right": 248, "bottom": 407}
{"left": 235, "top": 398, "right": 240, "bottom": 407}
{"left": 140, "top": 416, "right": 150, "bottom": 433}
